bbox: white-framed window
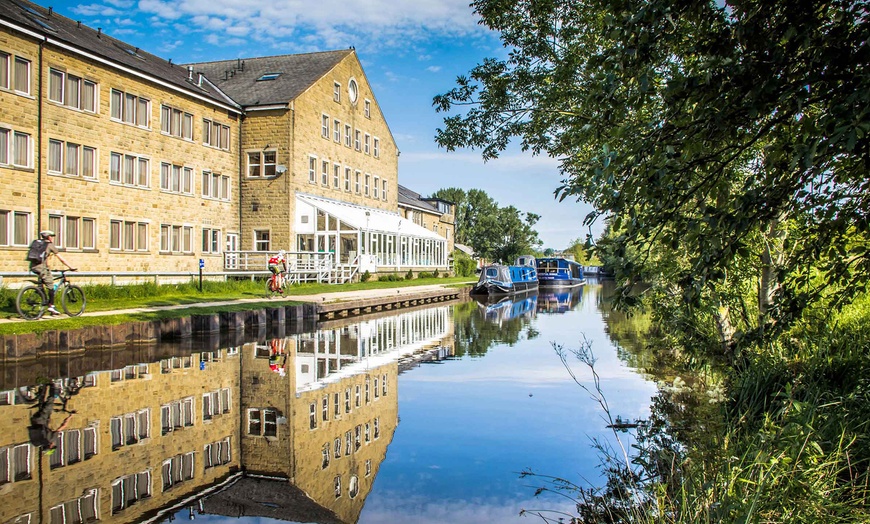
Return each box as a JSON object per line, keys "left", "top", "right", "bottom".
{"left": 110, "top": 219, "right": 148, "bottom": 252}
{"left": 47, "top": 214, "right": 96, "bottom": 250}
{"left": 254, "top": 230, "right": 270, "bottom": 251}
{"left": 204, "top": 437, "right": 232, "bottom": 468}
{"left": 0, "top": 443, "right": 32, "bottom": 483}
{"left": 373, "top": 176, "right": 380, "bottom": 199}
{"left": 364, "top": 133, "right": 371, "bottom": 154}
{"left": 14, "top": 56, "right": 30, "bottom": 95}
{"left": 333, "top": 163, "right": 340, "bottom": 188}
{"left": 308, "top": 156, "right": 316, "bottom": 184}
{"left": 247, "top": 408, "right": 277, "bottom": 437}
{"left": 110, "top": 152, "right": 150, "bottom": 187}
{"left": 355, "top": 171, "right": 361, "bottom": 194}
{"left": 374, "top": 417, "right": 380, "bottom": 439}
{"left": 160, "top": 104, "right": 193, "bottom": 139}
{"left": 333, "top": 81, "right": 341, "bottom": 102}
{"left": 0, "top": 52, "right": 9, "bottom": 91}
{"left": 247, "top": 150, "right": 276, "bottom": 177}
{"left": 333, "top": 437, "right": 341, "bottom": 459}
{"left": 344, "top": 167, "right": 351, "bottom": 192}
{"left": 334, "top": 475, "right": 342, "bottom": 498}
{"left": 202, "top": 118, "right": 231, "bottom": 150}
{"left": 49, "top": 488, "right": 98, "bottom": 524}
{"left": 355, "top": 385, "right": 361, "bottom": 407}
{"left": 0, "top": 127, "right": 32, "bottom": 168}
{"left": 365, "top": 421, "right": 371, "bottom": 442}
{"left": 309, "top": 402, "right": 317, "bottom": 430}
{"left": 321, "top": 114, "right": 329, "bottom": 138}
{"left": 321, "top": 159, "right": 329, "bottom": 186}
{"left": 322, "top": 396, "right": 329, "bottom": 422}
{"left": 364, "top": 174, "right": 370, "bottom": 196}
{"left": 0, "top": 210, "right": 31, "bottom": 247}
{"left": 48, "top": 68, "right": 97, "bottom": 112}
{"left": 110, "top": 410, "right": 150, "bottom": 449}
{"left": 382, "top": 180, "right": 388, "bottom": 201}
{"left": 349, "top": 474, "right": 359, "bottom": 498}
{"left": 373, "top": 137, "right": 380, "bottom": 158}
{"left": 348, "top": 78, "right": 359, "bottom": 104}
{"left": 344, "top": 430, "right": 351, "bottom": 455}
{"left": 321, "top": 443, "right": 330, "bottom": 469}
{"left": 202, "top": 388, "right": 230, "bottom": 419}
{"left": 159, "top": 224, "right": 192, "bottom": 254}
{"left": 111, "top": 89, "right": 150, "bottom": 128}
{"left": 201, "top": 170, "right": 230, "bottom": 201}
{"left": 333, "top": 119, "right": 341, "bottom": 142}
{"left": 160, "top": 397, "right": 195, "bottom": 435}
{"left": 344, "top": 124, "right": 351, "bottom": 147}
{"left": 162, "top": 452, "right": 195, "bottom": 491}
{"left": 365, "top": 458, "right": 372, "bottom": 476}
{"left": 159, "top": 162, "right": 193, "bottom": 194}
{"left": 344, "top": 388, "right": 351, "bottom": 414}
{"left": 48, "top": 139, "right": 96, "bottom": 179}
{"left": 364, "top": 99, "right": 371, "bottom": 118}
{"left": 201, "top": 228, "right": 221, "bottom": 254}
{"left": 111, "top": 470, "right": 151, "bottom": 513}
{"left": 354, "top": 129, "right": 361, "bottom": 151}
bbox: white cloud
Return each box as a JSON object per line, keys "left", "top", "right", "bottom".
{"left": 426, "top": 65, "right": 442, "bottom": 73}
{"left": 70, "top": 4, "right": 125, "bottom": 16}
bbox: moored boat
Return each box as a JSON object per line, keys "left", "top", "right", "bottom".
{"left": 470, "top": 256, "right": 539, "bottom": 297}
{"left": 535, "top": 257, "right": 586, "bottom": 288}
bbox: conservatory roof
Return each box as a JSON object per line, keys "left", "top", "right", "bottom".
{"left": 296, "top": 194, "right": 444, "bottom": 241}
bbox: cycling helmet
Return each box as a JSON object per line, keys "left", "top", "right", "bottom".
{"left": 278, "top": 250, "right": 286, "bottom": 257}
{"left": 40, "top": 230, "right": 55, "bottom": 238}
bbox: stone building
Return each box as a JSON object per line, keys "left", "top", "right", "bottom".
{"left": 0, "top": 0, "right": 449, "bottom": 280}
{"left": 398, "top": 184, "right": 456, "bottom": 254}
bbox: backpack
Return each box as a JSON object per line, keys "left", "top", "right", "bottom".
{"left": 26, "top": 239, "right": 48, "bottom": 264}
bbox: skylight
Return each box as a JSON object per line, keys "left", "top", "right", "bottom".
{"left": 257, "top": 73, "right": 282, "bottom": 81}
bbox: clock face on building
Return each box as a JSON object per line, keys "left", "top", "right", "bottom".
{"left": 348, "top": 79, "right": 359, "bottom": 104}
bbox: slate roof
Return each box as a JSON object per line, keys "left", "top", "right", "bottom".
{"left": 398, "top": 184, "right": 441, "bottom": 214}
{"left": 186, "top": 50, "right": 353, "bottom": 108}
{"left": 0, "top": 0, "right": 240, "bottom": 111}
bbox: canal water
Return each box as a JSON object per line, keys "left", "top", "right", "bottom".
{"left": 0, "top": 281, "right": 657, "bottom": 524}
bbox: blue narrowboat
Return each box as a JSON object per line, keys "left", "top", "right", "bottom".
{"left": 474, "top": 290, "right": 538, "bottom": 324}
{"left": 470, "top": 256, "right": 539, "bottom": 297}
{"left": 535, "top": 257, "right": 587, "bottom": 288}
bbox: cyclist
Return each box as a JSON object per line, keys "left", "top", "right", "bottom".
{"left": 28, "top": 230, "right": 75, "bottom": 316}
{"left": 28, "top": 382, "right": 75, "bottom": 452}
{"left": 268, "top": 250, "right": 289, "bottom": 292}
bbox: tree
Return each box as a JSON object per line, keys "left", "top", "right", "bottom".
{"left": 434, "top": 0, "right": 870, "bottom": 343}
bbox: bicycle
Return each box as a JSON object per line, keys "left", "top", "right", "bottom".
{"left": 16, "top": 269, "right": 86, "bottom": 320}
{"left": 266, "top": 269, "right": 288, "bottom": 295}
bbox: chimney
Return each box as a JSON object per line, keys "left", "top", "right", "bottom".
{"left": 198, "top": 73, "right": 203, "bottom": 87}
{"left": 187, "top": 65, "right": 193, "bottom": 81}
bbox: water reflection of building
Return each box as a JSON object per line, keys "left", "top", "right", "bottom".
{"left": 0, "top": 304, "right": 454, "bottom": 524}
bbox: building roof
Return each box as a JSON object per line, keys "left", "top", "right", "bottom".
{"left": 199, "top": 476, "right": 344, "bottom": 524}
{"left": 186, "top": 50, "right": 354, "bottom": 108}
{"left": 397, "top": 185, "right": 441, "bottom": 215}
{"left": 297, "top": 194, "right": 444, "bottom": 240}
{"left": 0, "top": 0, "right": 240, "bottom": 112}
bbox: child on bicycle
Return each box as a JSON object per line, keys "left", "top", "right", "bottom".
{"left": 268, "top": 250, "right": 289, "bottom": 292}
{"left": 28, "top": 230, "right": 75, "bottom": 316}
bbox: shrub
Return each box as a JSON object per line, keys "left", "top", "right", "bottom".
{"left": 360, "top": 270, "right": 371, "bottom": 282}
{"left": 433, "top": 268, "right": 440, "bottom": 278}
{"left": 379, "top": 273, "right": 404, "bottom": 282}
{"left": 418, "top": 271, "right": 433, "bottom": 279}
{"left": 453, "top": 250, "right": 477, "bottom": 277}
{"left": 406, "top": 269, "right": 414, "bottom": 280}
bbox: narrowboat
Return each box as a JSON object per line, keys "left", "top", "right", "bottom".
{"left": 535, "top": 257, "right": 587, "bottom": 288}
{"left": 537, "top": 287, "right": 583, "bottom": 314}
{"left": 470, "top": 256, "right": 539, "bottom": 297}
{"left": 474, "top": 290, "right": 538, "bottom": 325}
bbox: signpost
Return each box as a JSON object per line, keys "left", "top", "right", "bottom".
{"left": 198, "top": 259, "right": 204, "bottom": 292}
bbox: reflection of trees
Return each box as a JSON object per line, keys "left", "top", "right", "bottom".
{"left": 452, "top": 299, "right": 535, "bottom": 357}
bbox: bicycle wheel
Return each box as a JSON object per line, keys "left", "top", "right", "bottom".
{"left": 61, "top": 285, "right": 86, "bottom": 316}
{"left": 16, "top": 285, "right": 47, "bottom": 320}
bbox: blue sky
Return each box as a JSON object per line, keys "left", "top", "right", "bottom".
{"left": 50, "top": 0, "right": 602, "bottom": 249}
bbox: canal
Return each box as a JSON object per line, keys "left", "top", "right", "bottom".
{"left": 0, "top": 281, "right": 657, "bottom": 523}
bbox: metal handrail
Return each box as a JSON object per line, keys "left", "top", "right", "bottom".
{"left": 0, "top": 270, "right": 270, "bottom": 288}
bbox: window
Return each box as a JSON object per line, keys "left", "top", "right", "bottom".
{"left": 344, "top": 167, "right": 351, "bottom": 192}
{"left": 48, "top": 139, "right": 96, "bottom": 179}
{"left": 0, "top": 444, "right": 32, "bottom": 483}
{"left": 344, "top": 124, "right": 351, "bottom": 147}
{"left": 348, "top": 78, "right": 359, "bottom": 103}
{"left": 333, "top": 437, "right": 341, "bottom": 459}
{"left": 204, "top": 437, "right": 232, "bottom": 468}
{"left": 203, "top": 119, "right": 231, "bottom": 150}
{"left": 333, "top": 81, "right": 341, "bottom": 102}
{"left": 365, "top": 174, "right": 370, "bottom": 196}
{"left": 160, "top": 398, "right": 195, "bottom": 435}
{"left": 162, "top": 452, "right": 195, "bottom": 491}
{"left": 47, "top": 214, "right": 96, "bottom": 250}
{"left": 48, "top": 68, "right": 97, "bottom": 112}
{"left": 111, "top": 89, "right": 149, "bottom": 127}
{"left": 333, "top": 163, "right": 340, "bottom": 188}
{"left": 373, "top": 137, "right": 380, "bottom": 158}
{"left": 364, "top": 99, "right": 371, "bottom": 118}
{"left": 344, "top": 430, "right": 352, "bottom": 455}
{"left": 254, "top": 230, "right": 270, "bottom": 251}
{"left": 202, "top": 388, "right": 230, "bottom": 419}
{"left": 0, "top": 127, "right": 32, "bottom": 168}
{"left": 334, "top": 475, "right": 341, "bottom": 498}
{"left": 382, "top": 179, "right": 388, "bottom": 201}
{"left": 49, "top": 488, "right": 98, "bottom": 524}
{"left": 0, "top": 210, "right": 30, "bottom": 246}
{"left": 355, "top": 385, "right": 361, "bottom": 407}
{"left": 321, "top": 443, "right": 330, "bottom": 469}
{"left": 364, "top": 133, "right": 371, "bottom": 154}
{"left": 12, "top": 56, "right": 30, "bottom": 95}
{"left": 373, "top": 176, "right": 380, "bottom": 199}
{"left": 349, "top": 474, "right": 359, "bottom": 498}
{"left": 365, "top": 377, "right": 370, "bottom": 403}
{"left": 201, "top": 170, "right": 229, "bottom": 201}
{"left": 0, "top": 52, "right": 8, "bottom": 90}
{"left": 111, "top": 470, "right": 151, "bottom": 513}
{"left": 159, "top": 224, "right": 192, "bottom": 253}
{"left": 110, "top": 152, "right": 149, "bottom": 187}
{"left": 309, "top": 403, "right": 317, "bottom": 430}
{"left": 201, "top": 228, "right": 221, "bottom": 254}
{"left": 344, "top": 388, "right": 351, "bottom": 414}
{"left": 248, "top": 408, "right": 277, "bottom": 437}
{"left": 355, "top": 171, "right": 361, "bottom": 194}
{"left": 110, "top": 410, "right": 150, "bottom": 449}
{"left": 321, "top": 159, "right": 329, "bottom": 186}
{"left": 354, "top": 129, "right": 361, "bottom": 151}
{"left": 257, "top": 72, "right": 281, "bottom": 81}
{"left": 110, "top": 220, "right": 148, "bottom": 252}
{"left": 321, "top": 114, "right": 329, "bottom": 138}
{"left": 247, "top": 151, "right": 276, "bottom": 177}
{"left": 160, "top": 163, "right": 193, "bottom": 194}
{"left": 374, "top": 417, "right": 380, "bottom": 439}
{"left": 322, "top": 396, "right": 329, "bottom": 422}
{"left": 333, "top": 119, "right": 341, "bottom": 142}
{"left": 334, "top": 392, "right": 340, "bottom": 417}
{"left": 307, "top": 156, "right": 316, "bottom": 184}
{"left": 160, "top": 105, "right": 193, "bottom": 139}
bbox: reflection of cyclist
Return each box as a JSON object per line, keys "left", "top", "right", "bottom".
{"left": 268, "top": 250, "right": 288, "bottom": 291}
{"left": 269, "top": 338, "right": 287, "bottom": 376}
{"left": 28, "top": 230, "right": 75, "bottom": 316}
{"left": 28, "top": 383, "right": 75, "bottom": 451}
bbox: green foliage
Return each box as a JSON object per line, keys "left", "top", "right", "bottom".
{"left": 418, "top": 271, "right": 433, "bottom": 279}
{"left": 378, "top": 273, "right": 405, "bottom": 282}
{"left": 433, "top": 268, "right": 440, "bottom": 278}
{"left": 453, "top": 250, "right": 478, "bottom": 277}
{"left": 405, "top": 269, "right": 414, "bottom": 280}
{"left": 360, "top": 270, "right": 371, "bottom": 282}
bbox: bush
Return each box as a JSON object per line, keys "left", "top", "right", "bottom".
{"left": 433, "top": 268, "right": 440, "bottom": 278}
{"left": 418, "top": 271, "right": 433, "bottom": 279}
{"left": 379, "top": 273, "right": 404, "bottom": 282}
{"left": 406, "top": 269, "right": 414, "bottom": 280}
{"left": 453, "top": 250, "right": 477, "bottom": 277}
{"left": 360, "top": 270, "right": 371, "bottom": 282}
